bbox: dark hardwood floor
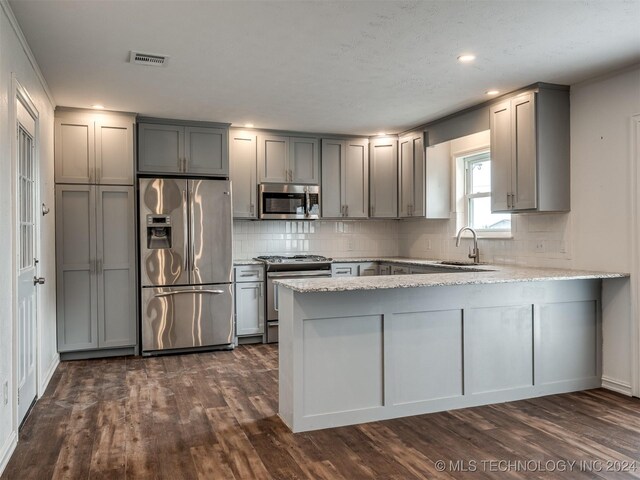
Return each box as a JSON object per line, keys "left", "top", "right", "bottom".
{"left": 3, "top": 344, "right": 640, "bottom": 479}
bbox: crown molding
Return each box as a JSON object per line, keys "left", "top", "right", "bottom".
{"left": 0, "top": 0, "right": 55, "bottom": 108}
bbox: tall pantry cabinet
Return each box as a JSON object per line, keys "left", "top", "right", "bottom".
{"left": 54, "top": 109, "right": 137, "bottom": 358}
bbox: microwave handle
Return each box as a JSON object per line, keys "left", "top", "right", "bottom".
{"left": 305, "top": 189, "right": 311, "bottom": 217}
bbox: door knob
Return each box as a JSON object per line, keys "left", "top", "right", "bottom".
{"left": 33, "top": 276, "right": 45, "bottom": 286}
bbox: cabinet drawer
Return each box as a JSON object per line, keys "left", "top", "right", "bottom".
{"left": 391, "top": 265, "right": 410, "bottom": 275}
{"left": 235, "top": 265, "right": 264, "bottom": 282}
{"left": 332, "top": 263, "right": 358, "bottom": 277}
{"left": 379, "top": 265, "right": 392, "bottom": 275}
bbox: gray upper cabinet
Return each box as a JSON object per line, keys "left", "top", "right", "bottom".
{"left": 230, "top": 130, "right": 258, "bottom": 218}
{"left": 490, "top": 87, "right": 570, "bottom": 213}
{"left": 369, "top": 136, "right": 398, "bottom": 218}
{"left": 290, "top": 137, "right": 319, "bottom": 184}
{"left": 55, "top": 110, "right": 134, "bottom": 185}
{"left": 185, "top": 126, "right": 228, "bottom": 176}
{"left": 425, "top": 141, "right": 451, "bottom": 219}
{"left": 258, "top": 134, "right": 289, "bottom": 182}
{"left": 56, "top": 184, "right": 136, "bottom": 352}
{"left": 258, "top": 134, "right": 319, "bottom": 184}
{"left": 321, "top": 138, "right": 368, "bottom": 218}
{"left": 138, "top": 119, "right": 230, "bottom": 176}
{"left": 138, "top": 123, "right": 184, "bottom": 173}
{"left": 399, "top": 132, "right": 425, "bottom": 218}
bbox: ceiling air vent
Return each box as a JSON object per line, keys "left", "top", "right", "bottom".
{"left": 129, "top": 51, "right": 169, "bottom": 67}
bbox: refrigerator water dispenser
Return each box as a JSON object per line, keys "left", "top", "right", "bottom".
{"left": 146, "top": 214, "right": 172, "bottom": 249}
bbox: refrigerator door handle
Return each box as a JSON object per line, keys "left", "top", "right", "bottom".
{"left": 190, "top": 182, "right": 196, "bottom": 275}
{"left": 154, "top": 289, "right": 225, "bottom": 298}
{"left": 183, "top": 188, "right": 189, "bottom": 274}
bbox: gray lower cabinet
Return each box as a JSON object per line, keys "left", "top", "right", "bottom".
{"left": 332, "top": 263, "right": 359, "bottom": 277}
{"left": 370, "top": 136, "right": 398, "bottom": 218}
{"left": 55, "top": 110, "right": 135, "bottom": 185}
{"left": 234, "top": 265, "right": 265, "bottom": 338}
{"left": 230, "top": 130, "right": 258, "bottom": 218}
{"left": 490, "top": 86, "right": 570, "bottom": 213}
{"left": 138, "top": 119, "right": 230, "bottom": 176}
{"left": 56, "top": 184, "right": 136, "bottom": 353}
{"left": 321, "top": 138, "right": 369, "bottom": 218}
{"left": 258, "top": 134, "right": 319, "bottom": 184}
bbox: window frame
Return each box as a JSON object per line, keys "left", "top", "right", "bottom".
{"left": 463, "top": 150, "right": 511, "bottom": 234}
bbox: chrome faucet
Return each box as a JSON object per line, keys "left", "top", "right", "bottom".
{"left": 455, "top": 227, "right": 480, "bottom": 264}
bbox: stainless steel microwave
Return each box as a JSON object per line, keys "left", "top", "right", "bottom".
{"left": 259, "top": 184, "right": 320, "bottom": 220}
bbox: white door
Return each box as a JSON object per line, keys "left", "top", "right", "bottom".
{"left": 16, "top": 99, "right": 38, "bottom": 425}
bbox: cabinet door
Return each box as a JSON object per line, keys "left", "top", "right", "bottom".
{"left": 358, "top": 263, "right": 378, "bottom": 276}
{"left": 321, "top": 139, "right": 344, "bottom": 218}
{"left": 379, "top": 264, "right": 391, "bottom": 275}
{"left": 425, "top": 142, "right": 451, "bottom": 219}
{"left": 370, "top": 137, "right": 398, "bottom": 218}
{"left": 96, "top": 186, "right": 136, "bottom": 348}
{"left": 398, "top": 136, "right": 414, "bottom": 217}
{"left": 344, "top": 139, "right": 369, "bottom": 218}
{"left": 512, "top": 93, "right": 537, "bottom": 210}
{"left": 56, "top": 185, "right": 98, "bottom": 351}
{"left": 412, "top": 135, "right": 426, "bottom": 217}
{"left": 235, "top": 282, "right": 265, "bottom": 336}
{"left": 258, "top": 134, "right": 288, "bottom": 183}
{"left": 95, "top": 119, "right": 134, "bottom": 185}
{"left": 55, "top": 116, "right": 95, "bottom": 184}
{"left": 185, "top": 126, "right": 229, "bottom": 176}
{"left": 490, "top": 101, "right": 512, "bottom": 212}
{"left": 290, "top": 137, "right": 319, "bottom": 184}
{"left": 138, "top": 123, "right": 184, "bottom": 173}
{"left": 230, "top": 131, "right": 258, "bottom": 218}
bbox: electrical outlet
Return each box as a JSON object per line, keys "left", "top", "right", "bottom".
{"left": 347, "top": 237, "right": 355, "bottom": 251}
{"left": 426, "top": 239, "right": 432, "bottom": 250}
{"left": 3, "top": 381, "right": 8, "bottom": 406}
{"left": 535, "top": 240, "right": 546, "bottom": 253}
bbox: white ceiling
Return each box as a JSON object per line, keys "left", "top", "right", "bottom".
{"left": 9, "top": 0, "right": 640, "bottom": 135}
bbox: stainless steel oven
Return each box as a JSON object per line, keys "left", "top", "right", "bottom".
{"left": 255, "top": 255, "right": 332, "bottom": 343}
{"left": 259, "top": 184, "right": 320, "bottom": 220}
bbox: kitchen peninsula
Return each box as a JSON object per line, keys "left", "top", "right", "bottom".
{"left": 276, "top": 260, "right": 626, "bottom": 432}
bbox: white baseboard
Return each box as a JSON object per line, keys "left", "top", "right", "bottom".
{"left": 602, "top": 376, "right": 633, "bottom": 396}
{"left": 39, "top": 354, "right": 60, "bottom": 397}
{"left": 0, "top": 430, "right": 17, "bottom": 478}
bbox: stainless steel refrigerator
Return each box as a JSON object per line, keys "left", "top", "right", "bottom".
{"left": 139, "top": 177, "right": 233, "bottom": 354}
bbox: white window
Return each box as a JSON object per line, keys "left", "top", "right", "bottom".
{"left": 463, "top": 150, "right": 511, "bottom": 232}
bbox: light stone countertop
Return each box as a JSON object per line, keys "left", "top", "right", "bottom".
{"left": 275, "top": 259, "right": 628, "bottom": 293}
{"left": 233, "top": 259, "right": 264, "bottom": 266}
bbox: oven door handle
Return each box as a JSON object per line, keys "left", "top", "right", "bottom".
{"left": 267, "top": 270, "right": 332, "bottom": 278}
{"left": 274, "top": 283, "right": 279, "bottom": 312}
{"left": 154, "top": 289, "right": 225, "bottom": 298}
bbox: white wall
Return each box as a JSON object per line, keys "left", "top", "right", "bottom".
{"left": 0, "top": 0, "right": 56, "bottom": 472}
{"left": 569, "top": 66, "right": 640, "bottom": 393}
{"left": 234, "top": 219, "right": 400, "bottom": 259}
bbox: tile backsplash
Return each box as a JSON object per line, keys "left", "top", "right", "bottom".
{"left": 233, "top": 220, "right": 400, "bottom": 259}
{"left": 234, "top": 212, "right": 572, "bottom": 268}
{"left": 398, "top": 212, "right": 572, "bottom": 268}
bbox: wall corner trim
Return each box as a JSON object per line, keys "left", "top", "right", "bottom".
{"left": 0, "top": 430, "right": 17, "bottom": 477}
{"left": 0, "top": 0, "right": 56, "bottom": 108}
{"left": 601, "top": 376, "right": 633, "bottom": 397}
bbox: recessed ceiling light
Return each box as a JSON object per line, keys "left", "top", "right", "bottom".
{"left": 486, "top": 90, "right": 500, "bottom": 96}
{"left": 244, "top": 123, "right": 254, "bottom": 128}
{"left": 457, "top": 54, "right": 476, "bottom": 63}
{"left": 92, "top": 104, "right": 104, "bottom": 109}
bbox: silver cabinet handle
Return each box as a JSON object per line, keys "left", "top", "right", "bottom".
{"left": 240, "top": 272, "right": 257, "bottom": 277}
{"left": 154, "top": 289, "right": 225, "bottom": 298}
{"left": 98, "top": 259, "right": 103, "bottom": 275}
{"left": 250, "top": 203, "right": 255, "bottom": 216}
{"left": 345, "top": 205, "right": 349, "bottom": 217}
{"left": 33, "top": 276, "right": 45, "bottom": 286}
{"left": 274, "top": 284, "right": 279, "bottom": 311}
